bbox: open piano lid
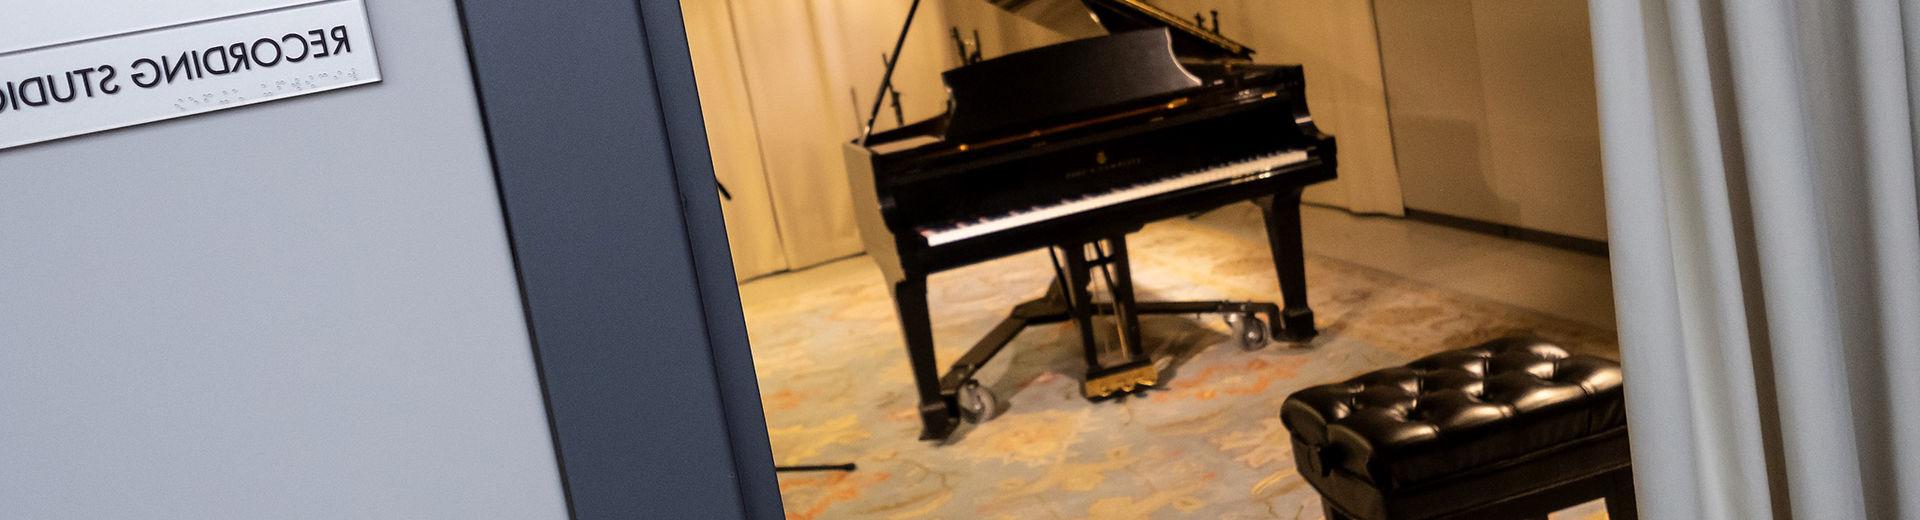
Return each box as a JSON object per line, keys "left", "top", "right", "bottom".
{"left": 985, "top": 0, "right": 1254, "bottom": 60}
{"left": 940, "top": 29, "right": 1203, "bottom": 142}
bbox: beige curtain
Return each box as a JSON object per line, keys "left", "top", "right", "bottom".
{"left": 715, "top": 0, "right": 864, "bottom": 272}
{"left": 684, "top": 0, "right": 959, "bottom": 277}
{"left": 683, "top": 0, "right": 787, "bottom": 279}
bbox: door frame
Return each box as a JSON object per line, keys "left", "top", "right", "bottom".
{"left": 454, "top": 0, "right": 781, "bottom": 517}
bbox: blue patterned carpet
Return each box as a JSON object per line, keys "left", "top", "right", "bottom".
{"left": 740, "top": 204, "right": 1618, "bottom": 519}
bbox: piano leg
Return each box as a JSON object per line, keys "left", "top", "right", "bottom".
{"left": 890, "top": 273, "right": 959, "bottom": 441}
{"left": 1258, "top": 188, "right": 1318, "bottom": 341}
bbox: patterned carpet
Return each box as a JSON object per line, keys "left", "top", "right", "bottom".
{"left": 740, "top": 203, "right": 1618, "bottom": 519}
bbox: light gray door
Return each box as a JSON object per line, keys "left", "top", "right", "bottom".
{"left": 0, "top": 1, "right": 569, "bottom": 518}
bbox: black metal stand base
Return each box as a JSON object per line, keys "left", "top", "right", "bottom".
{"left": 773, "top": 463, "right": 857, "bottom": 473}
{"left": 894, "top": 190, "right": 1322, "bottom": 441}
{"left": 910, "top": 235, "right": 1309, "bottom": 440}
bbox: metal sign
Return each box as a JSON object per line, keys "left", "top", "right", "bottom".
{"left": 0, "top": 0, "right": 382, "bottom": 150}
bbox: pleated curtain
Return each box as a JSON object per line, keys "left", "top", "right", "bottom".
{"left": 1590, "top": 0, "right": 1920, "bottom": 518}
{"left": 682, "top": 0, "right": 788, "bottom": 279}
{"left": 680, "top": 0, "right": 967, "bottom": 279}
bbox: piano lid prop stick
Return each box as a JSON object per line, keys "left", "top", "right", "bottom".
{"left": 860, "top": 0, "right": 925, "bottom": 146}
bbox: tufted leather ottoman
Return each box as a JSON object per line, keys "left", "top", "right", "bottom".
{"left": 1281, "top": 337, "right": 1634, "bottom": 520}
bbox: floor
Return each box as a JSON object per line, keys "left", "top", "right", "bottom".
{"left": 1291, "top": 205, "right": 1615, "bottom": 330}
{"left": 738, "top": 203, "right": 1618, "bottom": 519}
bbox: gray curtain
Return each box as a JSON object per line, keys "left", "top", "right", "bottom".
{"left": 1591, "top": 0, "right": 1920, "bottom": 518}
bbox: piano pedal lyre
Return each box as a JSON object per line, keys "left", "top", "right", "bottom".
{"left": 1053, "top": 237, "right": 1161, "bottom": 400}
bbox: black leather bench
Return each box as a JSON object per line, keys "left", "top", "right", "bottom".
{"left": 1280, "top": 337, "right": 1635, "bottom": 520}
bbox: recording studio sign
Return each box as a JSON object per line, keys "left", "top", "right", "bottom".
{"left": 0, "top": 0, "right": 382, "bottom": 150}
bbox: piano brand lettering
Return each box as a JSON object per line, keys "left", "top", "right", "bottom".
{"left": 1063, "top": 153, "right": 1143, "bottom": 179}
{"left": 0, "top": 26, "right": 355, "bottom": 116}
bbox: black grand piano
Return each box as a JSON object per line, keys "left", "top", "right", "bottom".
{"left": 844, "top": 0, "right": 1337, "bottom": 441}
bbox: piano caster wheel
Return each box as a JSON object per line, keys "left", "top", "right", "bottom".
{"left": 958, "top": 380, "right": 999, "bottom": 424}
{"left": 1235, "top": 314, "right": 1269, "bottom": 351}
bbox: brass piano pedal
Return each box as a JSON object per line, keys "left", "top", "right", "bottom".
{"left": 1082, "top": 361, "right": 1159, "bottom": 399}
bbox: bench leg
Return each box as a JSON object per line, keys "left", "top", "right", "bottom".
{"left": 1605, "top": 468, "right": 1638, "bottom": 520}
{"left": 1322, "top": 501, "right": 1351, "bottom": 520}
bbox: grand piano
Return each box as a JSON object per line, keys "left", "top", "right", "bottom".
{"left": 844, "top": 0, "right": 1337, "bottom": 441}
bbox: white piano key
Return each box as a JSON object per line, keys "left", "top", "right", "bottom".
{"left": 920, "top": 149, "right": 1310, "bottom": 246}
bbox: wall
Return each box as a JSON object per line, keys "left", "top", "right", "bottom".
{"left": 0, "top": 1, "right": 569, "bottom": 518}
{"left": 1375, "top": 0, "right": 1608, "bottom": 241}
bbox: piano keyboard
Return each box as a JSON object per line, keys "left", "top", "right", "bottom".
{"left": 920, "top": 149, "right": 1311, "bottom": 246}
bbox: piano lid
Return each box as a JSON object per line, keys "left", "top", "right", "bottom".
{"left": 942, "top": 29, "right": 1203, "bottom": 142}
{"left": 985, "top": 0, "right": 1254, "bottom": 60}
